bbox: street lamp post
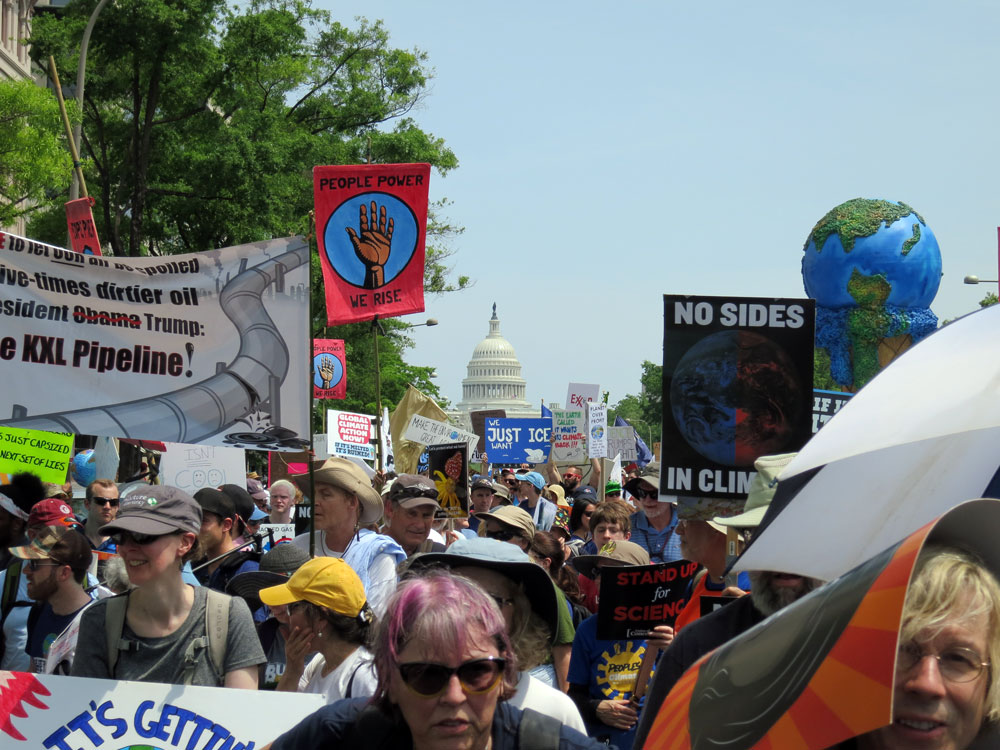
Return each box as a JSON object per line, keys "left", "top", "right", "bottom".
{"left": 371, "top": 316, "right": 438, "bottom": 471}
{"left": 69, "top": 0, "right": 112, "bottom": 203}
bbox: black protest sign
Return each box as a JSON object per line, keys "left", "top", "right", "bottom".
{"left": 812, "top": 389, "right": 851, "bottom": 433}
{"left": 470, "top": 409, "right": 505, "bottom": 463}
{"left": 597, "top": 560, "right": 700, "bottom": 640}
{"left": 661, "top": 295, "right": 815, "bottom": 499}
{"left": 427, "top": 441, "right": 468, "bottom": 519}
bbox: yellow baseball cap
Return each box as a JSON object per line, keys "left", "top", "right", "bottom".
{"left": 258, "top": 557, "right": 367, "bottom": 617}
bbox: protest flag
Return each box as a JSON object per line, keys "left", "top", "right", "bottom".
{"left": 313, "top": 163, "right": 430, "bottom": 325}
{"left": 313, "top": 339, "right": 347, "bottom": 399}
{"left": 390, "top": 384, "right": 448, "bottom": 473}
{"left": 64, "top": 197, "right": 102, "bottom": 256}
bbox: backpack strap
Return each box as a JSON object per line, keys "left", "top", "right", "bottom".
{"left": 181, "top": 589, "right": 231, "bottom": 685}
{"left": 517, "top": 708, "right": 562, "bottom": 750}
{"left": 205, "top": 588, "right": 230, "bottom": 679}
{"left": 104, "top": 592, "right": 131, "bottom": 678}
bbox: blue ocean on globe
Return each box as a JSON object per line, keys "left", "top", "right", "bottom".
{"left": 72, "top": 449, "right": 97, "bottom": 486}
{"left": 802, "top": 212, "right": 941, "bottom": 309}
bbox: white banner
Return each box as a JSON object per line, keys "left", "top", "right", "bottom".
{"left": 550, "top": 407, "right": 586, "bottom": 463}
{"left": 0, "top": 233, "right": 310, "bottom": 450}
{"left": 566, "top": 382, "right": 600, "bottom": 410}
{"left": 159, "top": 442, "right": 247, "bottom": 494}
{"left": 586, "top": 402, "right": 608, "bottom": 458}
{"left": 326, "top": 409, "right": 375, "bottom": 461}
{"left": 403, "top": 414, "right": 480, "bottom": 454}
{"left": 606, "top": 426, "right": 638, "bottom": 462}
{"left": 0, "top": 670, "right": 323, "bottom": 747}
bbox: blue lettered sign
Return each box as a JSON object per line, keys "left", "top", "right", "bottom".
{"left": 485, "top": 418, "right": 552, "bottom": 464}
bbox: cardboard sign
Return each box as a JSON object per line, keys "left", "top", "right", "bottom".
{"left": 403, "top": 414, "right": 480, "bottom": 455}
{"left": 0, "top": 233, "right": 310, "bottom": 450}
{"left": 313, "top": 163, "right": 430, "bottom": 325}
{"left": 470, "top": 409, "right": 506, "bottom": 462}
{"left": 158, "top": 442, "right": 247, "bottom": 494}
{"left": 427, "top": 441, "right": 468, "bottom": 519}
{"left": 566, "top": 382, "right": 600, "bottom": 410}
{"left": 550, "top": 407, "right": 586, "bottom": 463}
{"left": 0, "top": 670, "right": 323, "bottom": 747}
{"left": 586, "top": 401, "right": 608, "bottom": 458}
{"left": 661, "top": 295, "right": 815, "bottom": 499}
{"left": 64, "top": 197, "right": 102, "bottom": 256}
{"left": 812, "top": 388, "right": 852, "bottom": 433}
{"left": 607, "top": 426, "right": 638, "bottom": 462}
{"left": 313, "top": 339, "right": 346, "bottom": 399}
{"left": 326, "top": 410, "right": 375, "bottom": 461}
{"left": 484, "top": 418, "right": 552, "bottom": 465}
{"left": 596, "top": 560, "right": 700, "bottom": 639}
{"left": 0, "top": 427, "right": 74, "bottom": 484}
{"left": 259, "top": 523, "right": 296, "bottom": 550}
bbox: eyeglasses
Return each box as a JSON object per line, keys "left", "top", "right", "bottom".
{"left": 563, "top": 473, "right": 582, "bottom": 481}
{"left": 92, "top": 497, "right": 119, "bottom": 507}
{"left": 503, "top": 478, "right": 518, "bottom": 487}
{"left": 26, "top": 560, "right": 62, "bottom": 571}
{"left": 490, "top": 594, "right": 515, "bottom": 609}
{"left": 897, "top": 641, "right": 990, "bottom": 683}
{"left": 632, "top": 487, "right": 659, "bottom": 500}
{"left": 397, "top": 657, "right": 506, "bottom": 697}
{"left": 395, "top": 487, "right": 439, "bottom": 501}
{"left": 486, "top": 527, "right": 520, "bottom": 543}
{"left": 582, "top": 510, "right": 594, "bottom": 518}
{"left": 110, "top": 530, "right": 172, "bottom": 546}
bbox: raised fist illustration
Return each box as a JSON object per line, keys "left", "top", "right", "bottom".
{"left": 346, "top": 201, "right": 394, "bottom": 289}
{"left": 318, "top": 355, "right": 336, "bottom": 389}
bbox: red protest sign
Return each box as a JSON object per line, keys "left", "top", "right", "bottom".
{"left": 313, "top": 163, "right": 430, "bottom": 325}
{"left": 313, "top": 339, "right": 346, "bottom": 399}
{"left": 64, "top": 197, "right": 102, "bottom": 256}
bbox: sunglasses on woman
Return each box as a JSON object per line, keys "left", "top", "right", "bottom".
{"left": 397, "top": 657, "right": 506, "bottom": 697}
{"left": 110, "top": 530, "right": 173, "bottom": 546}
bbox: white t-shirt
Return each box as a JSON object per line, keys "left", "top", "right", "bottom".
{"left": 299, "top": 646, "right": 378, "bottom": 704}
{"left": 507, "top": 672, "right": 586, "bottom": 734}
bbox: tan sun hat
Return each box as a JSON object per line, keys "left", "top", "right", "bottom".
{"left": 293, "top": 458, "right": 383, "bottom": 525}
{"left": 714, "top": 453, "right": 797, "bottom": 529}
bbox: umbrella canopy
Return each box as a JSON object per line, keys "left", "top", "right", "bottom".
{"left": 735, "top": 303, "right": 1000, "bottom": 583}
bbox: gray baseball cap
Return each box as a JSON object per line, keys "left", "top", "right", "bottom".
{"left": 100, "top": 485, "right": 202, "bottom": 536}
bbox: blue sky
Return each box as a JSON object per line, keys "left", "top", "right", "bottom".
{"left": 325, "top": 1, "right": 1000, "bottom": 409}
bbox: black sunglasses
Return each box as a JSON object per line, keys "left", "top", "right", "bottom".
{"left": 110, "top": 530, "right": 173, "bottom": 546}
{"left": 92, "top": 497, "right": 119, "bottom": 507}
{"left": 395, "top": 487, "right": 439, "bottom": 501}
{"left": 486, "top": 528, "right": 519, "bottom": 543}
{"left": 397, "top": 657, "right": 506, "bottom": 697}
{"left": 632, "top": 487, "right": 658, "bottom": 500}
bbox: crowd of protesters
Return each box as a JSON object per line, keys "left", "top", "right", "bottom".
{"left": 2, "top": 446, "right": 998, "bottom": 750}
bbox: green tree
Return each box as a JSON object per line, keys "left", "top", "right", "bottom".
{"left": 609, "top": 360, "right": 662, "bottom": 447}
{"left": 0, "top": 78, "right": 76, "bottom": 228}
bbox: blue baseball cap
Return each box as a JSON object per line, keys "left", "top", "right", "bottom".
{"left": 516, "top": 471, "right": 545, "bottom": 490}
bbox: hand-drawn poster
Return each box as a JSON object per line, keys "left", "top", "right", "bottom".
{"left": 427, "top": 441, "right": 468, "bottom": 519}
{"left": 313, "top": 339, "right": 346, "bottom": 400}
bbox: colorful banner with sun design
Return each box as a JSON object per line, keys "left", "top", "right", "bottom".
{"left": 642, "top": 499, "right": 1000, "bottom": 750}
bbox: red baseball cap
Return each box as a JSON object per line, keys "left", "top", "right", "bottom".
{"left": 28, "top": 499, "right": 80, "bottom": 530}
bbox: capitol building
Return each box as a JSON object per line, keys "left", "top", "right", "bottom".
{"left": 450, "top": 304, "right": 538, "bottom": 426}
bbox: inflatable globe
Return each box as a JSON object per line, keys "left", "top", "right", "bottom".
{"left": 802, "top": 198, "right": 941, "bottom": 389}
{"left": 72, "top": 449, "right": 96, "bottom": 486}
{"left": 670, "top": 330, "right": 805, "bottom": 467}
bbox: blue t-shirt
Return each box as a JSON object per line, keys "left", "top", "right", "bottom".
{"left": 26, "top": 601, "right": 88, "bottom": 673}
{"left": 568, "top": 614, "right": 650, "bottom": 750}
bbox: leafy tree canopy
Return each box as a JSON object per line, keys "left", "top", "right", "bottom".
{"left": 609, "top": 360, "right": 662, "bottom": 447}
{"left": 0, "top": 78, "right": 76, "bottom": 227}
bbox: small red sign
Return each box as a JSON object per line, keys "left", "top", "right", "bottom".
{"left": 64, "top": 197, "right": 102, "bottom": 256}
{"left": 313, "top": 339, "right": 346, "bottom": 399}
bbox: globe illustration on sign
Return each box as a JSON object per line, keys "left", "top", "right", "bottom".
{"left": 670, "top": 330, "right": 804, "bottom": 467}
{"left": 802, "top": 198, "right": 941, "bottom": 389}
{"left": 72, "top": 449, "right": 97, "bottom": 486}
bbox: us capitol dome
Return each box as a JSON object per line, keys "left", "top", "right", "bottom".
{"left": 452, "top": 304, "right": 537, "bottom": 421}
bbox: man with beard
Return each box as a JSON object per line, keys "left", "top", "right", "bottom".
{"left": 623, "top": 463, "right": 683, "bottom": 565}
{"left": 632, "top": 453, "right": 821, "bottom": 748}
{"left": 9, "top": 526, "right": 93, "bottom": 673}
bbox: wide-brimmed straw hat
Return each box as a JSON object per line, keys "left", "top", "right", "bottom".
{"left": 293, "top": 458, "right": 383, "bottom": 525}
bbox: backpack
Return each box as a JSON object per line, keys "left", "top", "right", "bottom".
{"left": 104, "top": 588, "right": 230, "bottom": 685}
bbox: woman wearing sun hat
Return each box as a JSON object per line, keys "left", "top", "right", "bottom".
{"left": 71, "top": 485, "right": 264, "bottom": 687}
{"left": 260, "top": 557, "right": 378, "bottom": 703}
{"left": 290, "top": 458, "right": 405, "bottom": 617}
